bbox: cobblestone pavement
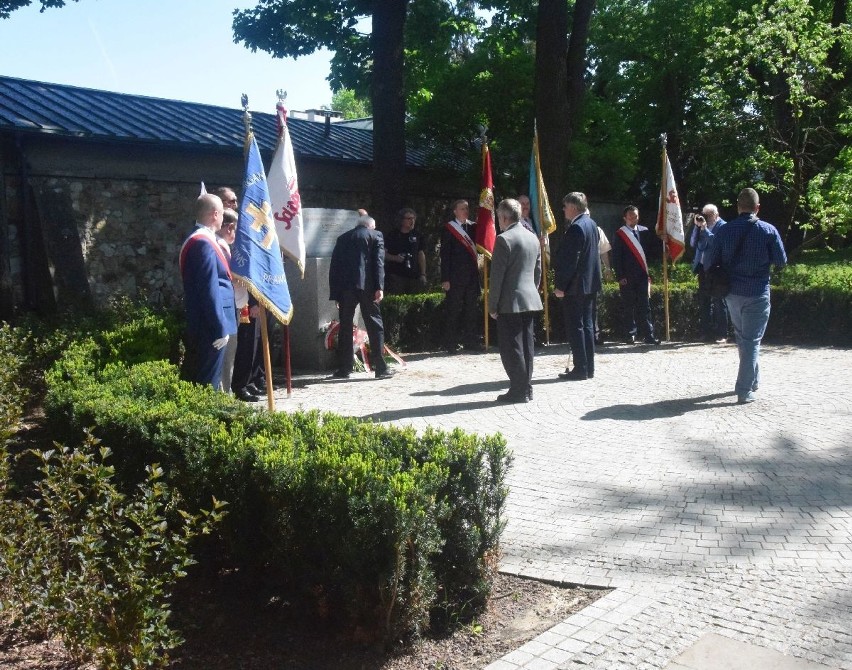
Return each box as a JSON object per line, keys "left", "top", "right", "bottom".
{"left": 274, "top": 341, "right": 852, "bottom": 669}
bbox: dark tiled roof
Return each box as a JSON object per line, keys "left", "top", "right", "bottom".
{"left": 0, "top": 76, "right": 448, "bottom": 170}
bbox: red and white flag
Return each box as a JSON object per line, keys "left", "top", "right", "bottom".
{"left": 269, "top": 101, "right": 305, "bottom": 276}
{"left": 656, "top": 148, "right": 685, "bottom": 262}
{"left": 475, "top": 141, "right": 496, "bottom": 259}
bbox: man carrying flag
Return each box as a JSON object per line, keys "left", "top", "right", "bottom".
{"left": 269, "top": 95, "right": 305, "bottom": 277}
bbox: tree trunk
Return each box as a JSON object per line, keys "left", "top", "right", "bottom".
{"left": 566, "top": 0, "right": 597, "bottom": 137}
{"left": 371, "top": 0, "right": 409, "bottom": 232}
{"left": 534, "top": 0, "right": 569, "bottom": 208}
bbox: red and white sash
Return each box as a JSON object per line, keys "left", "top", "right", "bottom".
{"left": 616, "top": 225, "right": 648, "bottom": 276}
{"left": 179, "top": 226, "right": 232, "bottom": 279}
{"left": 446, "top": 219, "right": 478, "bottom": 263}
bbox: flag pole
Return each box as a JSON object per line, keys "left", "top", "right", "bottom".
{"left": 541, "top": 235, "right": 551, "bottom": 344}
{"left": 477, "top": 131, "right": 492, "bottom": 352}
{"left": 242, "top": 93, "right": 275, "bottom": 412}
{"left": 659, "top": 134, "right": 671, "bottom": 342}
{"left": 276, "top": 88, "right": 294, "bottom": 400}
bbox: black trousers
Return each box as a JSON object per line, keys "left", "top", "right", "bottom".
{"left": 619, "top": 281, "right": 655, "bottom": 339}
{"left": 231, "top": 317, "right": 265, "bottom": 392}
{"left": 497, "top": 312, "right": 536, "bottom": 398}
{"left": 562, "top": 294, "right": 596, "bottom": 377}
{"left": 443, "top": 277, "right": 480, "bottom": 349}
{"left": 337, "top": 289, "right": 387, "bottom": 373}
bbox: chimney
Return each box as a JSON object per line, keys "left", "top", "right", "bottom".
{"left": 324, "top": 112, "right": 331, "bottom": 136}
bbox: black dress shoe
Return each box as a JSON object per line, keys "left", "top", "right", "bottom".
{"left": 331, "top": 369, "right": 351, "bottom": 379}
{"left": 374, "top": 368, "right": 396, "bottom": 379}
{"left": 235, "top": 388, "right": 260, "bottom": 402}
{"left": 624, "top": 335, "right": 636, "bottom": 344}
{"left": 558, "top": 369, "right": 588, "bottom": 381}
{"left": 496, "top": 392, "right": 528, "bottom": 403}
{"left": 643, "top": 336, "right": 661, "bottom": 345}
{"left": 245, "top": 383, "right": 267, "bottom": 396}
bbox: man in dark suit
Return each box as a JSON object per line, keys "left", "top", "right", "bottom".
{"left": 489, "top": 199, "right": 543, "bottom": 403}
{"left": 179, "top": 193, "right": 238, "bottom": 388}
{"left": 329, "top": 211, "right": 394, "bottom": 379}
{"left": 553, "top": 192, "right": 602, "bottom": 381}
{"left": 612, "top": 205, "right": 660, "bottom": 345}
{"left": 440, "top": 199, "right": 481, "bottom": 352}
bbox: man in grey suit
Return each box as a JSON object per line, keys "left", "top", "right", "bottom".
{"left": 554, "top": 192, "right": 602, "bottom": 380}
{"left": 489, "top": 199, "right": 544, "bottom": 403}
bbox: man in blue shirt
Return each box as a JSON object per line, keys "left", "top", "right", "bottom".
{"left": 704, "top": 188, "right": 787, "bottom": 404}
{"left": 690, "top": 204, "right": 728, "bottom": 342}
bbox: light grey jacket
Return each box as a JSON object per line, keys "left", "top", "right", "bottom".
{"left": 488, "top": 222, "right": 543, "bottom": 314}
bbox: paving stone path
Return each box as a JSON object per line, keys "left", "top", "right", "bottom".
{"left": 274, "top": 341, "right": 852, "bottom": 669}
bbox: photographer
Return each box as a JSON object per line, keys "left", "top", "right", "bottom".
{"left": 384, "top": 207, "right": 428, "bottom": 294}
{"left": 690, "top": 204, "right": 729, "bottom": 343}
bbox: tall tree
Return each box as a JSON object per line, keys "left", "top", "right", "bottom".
{"left": 233, "top": 0, "right": 409, "bottom": 228}
{"left": 534, "top": 0, "right": 569, "bottom": 204}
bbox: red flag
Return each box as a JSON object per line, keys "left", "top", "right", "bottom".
{"left": 475, "top": 142, "right": 496, "bottom": 258}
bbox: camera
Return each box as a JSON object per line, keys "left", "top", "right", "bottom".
{"left": 401, "top": 253, "right": 413, "bottom": 271}
{"left": 694, "top": 215, "right": 705, "bottom": 225}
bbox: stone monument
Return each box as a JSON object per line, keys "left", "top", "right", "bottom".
{"left": 282, "top": 208, "right": 359, "bottom": 371}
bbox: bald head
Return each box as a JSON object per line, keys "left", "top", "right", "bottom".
{"left": 196, "top": 194, "right": 224, "bottom": 231}
{"left": 737, "top": 188, "right": 760, "bottom": 213}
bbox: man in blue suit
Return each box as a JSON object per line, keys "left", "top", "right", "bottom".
{"left": 554, "top": 192, "right": 602, "bottom": 381}
{"left": 179, "top": 193, "right": 238, "bottom": 388}
{"left": 329, "top": 211, "right": 394, "bottom": 379}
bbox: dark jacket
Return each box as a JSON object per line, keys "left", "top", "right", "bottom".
{"left": 554, "top": 213, "right": 602, "bottom": 296}
{"left": 329, "top": 224, "right": 385, "bottom": 302}
{"left": 612, "top": 225, "right": 652, "bottom": 285}
{"left": 440, "top": 221, "right": 480, "bottom": 286}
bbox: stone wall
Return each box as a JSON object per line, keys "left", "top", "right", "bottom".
{"left": 0, "top": 134, "right": 472, "bottom": 317}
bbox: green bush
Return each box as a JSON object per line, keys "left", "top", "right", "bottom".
{"left": 0, "top": 323, "right": 27, "bottom": 443}
{"left": 0, "top": 433, "right": 225, "bottom": 669}
{"left": 382, "top": 252, "right": 852, "bottom": 349}
{"left": 43, "top": 311, "right": 512, "bottom": 642}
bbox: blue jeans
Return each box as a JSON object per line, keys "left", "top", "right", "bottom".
{"left": 724, "top": 292, "right": 770, "bottom": 399}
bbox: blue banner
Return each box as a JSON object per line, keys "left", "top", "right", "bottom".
{"left": 231, "top": 134, "right": 293, "bottom": 325}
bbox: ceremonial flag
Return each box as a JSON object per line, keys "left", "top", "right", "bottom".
{"left": 269, "top": 100, "right": 305, "bottom": 277}
{"left": 231, "top": 133, "right": 293, "bottom": 325}
{"left": 656, "top": 148, "right": 685, "bottom": 262}
{"left": 528, "top": 124, "right": 556, "bottom": 236}
{"left": 475, "top": 141, "right": 496, "bottom": 258}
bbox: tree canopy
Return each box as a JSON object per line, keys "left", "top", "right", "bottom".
{"left": 7, "top": 0, "right": 850, "bottom": 244}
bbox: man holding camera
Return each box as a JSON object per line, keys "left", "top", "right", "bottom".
{"left": 384, "top": 208, "right": 428, "bottom": 294}
{"left": 691, "top": 204, "right": 728, "bottom": 343}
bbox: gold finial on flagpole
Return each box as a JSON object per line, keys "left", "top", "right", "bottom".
{"left": 276, "top": 89, "right": 287, "bottom": 104}
{"left": 660, "top": 132, "right": 668, "bottom": 148}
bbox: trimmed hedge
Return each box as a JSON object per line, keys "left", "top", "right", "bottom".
{"left": 382, "top": 282, "right": 852, "bottom": 348}
{"left": 43, "top": 317, "right": 511, "bottom": 641}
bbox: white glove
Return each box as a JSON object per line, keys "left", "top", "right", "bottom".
{"left": 212, "top": 336, "right": 229, "bottom": 350}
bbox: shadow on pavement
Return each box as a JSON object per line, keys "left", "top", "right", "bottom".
{"left": 581, "top": 391, "right": 737, "bottom": 421}
{"left": 359, "top": 399, "right": 501, "bottom": 422}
